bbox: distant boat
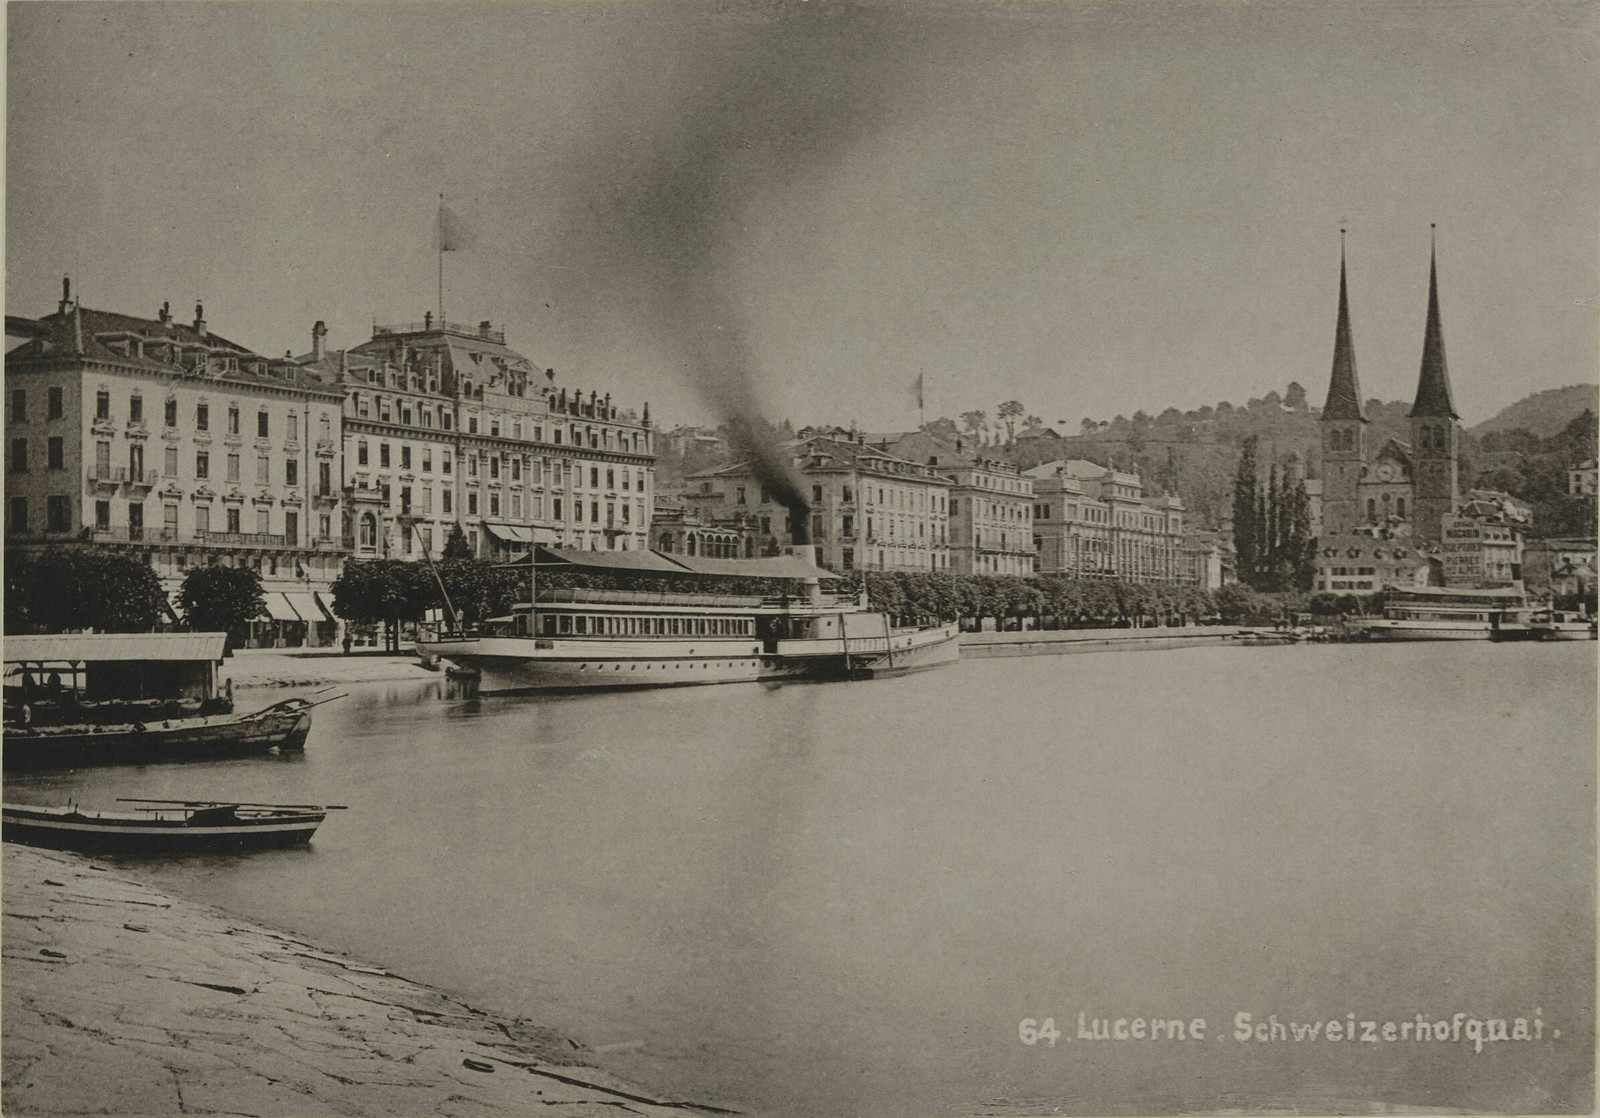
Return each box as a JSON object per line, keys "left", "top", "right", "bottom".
{"left": 1, "top": 799, "right": 341, "bottom": 854}
{"left": 2, "top": 696, "right": 325, "bottom": 772}
{"left": 1524, "top": 609, "right": 1597, "bottom": 641}
{"left": 1357, "top": 587, "right": 1530, "bottom": 642}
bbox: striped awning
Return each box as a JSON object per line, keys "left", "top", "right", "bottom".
{"left": 484, "top": 522, "right": 534, "bottom": 544}
{"left": 259, "top": 592, "right": 299, "bottom": 622}
{"left": 315, "top": 591, "right": 340, "bottom": 621}
{"left": 283, "top": 591, "right": 327, "bottom": 622}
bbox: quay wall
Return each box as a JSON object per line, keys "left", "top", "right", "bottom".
{"left": 959, "top": 624, "right": 1239, "bottom": 657}
{"left": 2, "top": 844, "right": 727, "bottom": 1117}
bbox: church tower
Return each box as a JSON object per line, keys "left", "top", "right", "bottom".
{"left": 1319, "top": 233, "right": 1367, "bottom": 538}
{"left": 1408, "top": 227, "right": 1460, "bottom": 548}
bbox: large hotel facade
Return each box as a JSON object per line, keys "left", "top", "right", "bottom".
{"left": 5, "top": 283, "right": 656, "bottom": 645}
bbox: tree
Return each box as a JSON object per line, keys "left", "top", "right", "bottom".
{"left": 180, "top": 564, "right": 266, "bottom": 647}
{"left": 7, "top": 546, "right": 168, "bottom": 634}
{"left": 1081, "top": 417, "right": 1099, "bottom": 436}
{"left": 1284, "top": 381, "right": 1308, "bottom": 410}
{"left": 1022, "top": 414, "right": 1045, "bottom": 434}
{"left": 1231, "top": 436, "right": 1260, "bottom": 585}
{"left": 960, "top": 410, "right": 989, "bottom": 443}
{"left": 330, "top": 560, "right": 435, "bottom": 651}
{"left": 442, "top": 523, "right": 473, "bottom": 560}
{"left": 996, "top": 400, "right": 1025, "bottom": 443}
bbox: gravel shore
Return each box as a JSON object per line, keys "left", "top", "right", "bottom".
{"left": 3, "top": 844, "right": 732, "bottom": 1117}
{"left": 223, "top": 650, "right": 442, "bottom": 691}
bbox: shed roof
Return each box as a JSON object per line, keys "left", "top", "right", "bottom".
{"left": 534, "top": 547, "right": 690, "bottom": 574}
{"left": 3, "top": 633, "right": 229, "bottom": 665}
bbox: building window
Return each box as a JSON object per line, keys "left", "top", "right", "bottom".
{"left": 258, "top": 411, "right": 269, "bottom": 438}
{"left": 442, "top": 455, "right": 452, "bottom": 475}
{"left": 47, "top": 436, "right": 63, "bottom": 470}
{"left": 257, "top": 456, "right": 270, "bottom": 484}
{"left": 228, "top": 406, "right": 240, "bottom": 435}
{"left": 9, "top": 389, "right": 25, "bottom": 423}
{"left": 9, "top": 438, "right": 27, "bottom": 473}
{"left": 195, "top": 506, "right": 210, "bottom": 534}
{"left": 129, "top": 395, "right": 143, "bottom": 424}
{"left": 423, "top": 450, "right": 433, "bottom": 473}
{"left": 591, "top": 467, "right": 600, "bottom": 488}
{"left": 46, "top": 495, "right": 71, "bottom": 532}
{"left": 196, "top": 451, "right": 210, "bottom": 479}
{"left": 380, "top": 443, "right": 390, "bottom": 468}
{"left": 8, "top": 496, "right": 27, "bottom": 533}
{"left": 319, "top": 461, "right": 332, "bottom": 496}
{"left": 227, "top": 507, "right": 241, "bottom": 533}
{"left": 96, "top": 391, "right": 110, "bottom": 421}
{"left": 165, "top": 398, "right": 178, "bottom": 427}
{"left": 47, "top": 387, "right": 62, "bottom": 420}
{"left": 400, "top": 445, "right": 411, "bottom": 470}
{"left": 360, "top": 513, "right": 377, "bottom": 548}
{"left": 286, "top": 459, "right": 298, "bottom": 487}
{"left": 443, "top": 489, "right": 453, "bottom": 514}
{"left": 227, "top": 453, "right": 241, "bottom": 483}
{"left": 196, "top": 403, "right": 209, "bottom": 430}
{"left": 95, "top": 500, "right": 111, "bottom": 531}
{"left": 468, "top": 492, "right": 478, "bottom": 515}
{"left": 489, "top": 492, "right": 500, "bottom": 517}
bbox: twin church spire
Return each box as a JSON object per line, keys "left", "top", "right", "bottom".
{"left": 1322, "top": 227, "right": 1458, "bottom": 424}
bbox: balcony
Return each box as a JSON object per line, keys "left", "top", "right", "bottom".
{"left": 87, "top": 525, "right": 154, "bottom": 543}
{"left": 123, "top": 469, "right": 156, "bottom": 493}
{"left": 86, "top": 466, "right": 126, "bottom": 493}
{"left": 194, "top": 530, "right": 288, "bottom": 549}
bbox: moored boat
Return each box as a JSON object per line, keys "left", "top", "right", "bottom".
{"left": 416, "top": 546, "right": 960, "bottom": 694}
{"left": 1357, "top": 586, "right": 1530, "bottom": 642}
{"left": 1, "top": 799, "right": 340, "bottom": 854}
{"left": 2, "top": 696, "right": 324, "bottom": 771}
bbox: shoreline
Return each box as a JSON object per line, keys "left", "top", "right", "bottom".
{"left": 2, "top": 843, "right": 735, "bottom": 1117}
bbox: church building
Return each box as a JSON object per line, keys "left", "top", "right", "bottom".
{"left": 1312, "top": 231, "right": 1463, "bottom": 594}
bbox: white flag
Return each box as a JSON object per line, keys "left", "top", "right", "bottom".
{"left": 439, "top": 202, "right": 473, "bottom": 253}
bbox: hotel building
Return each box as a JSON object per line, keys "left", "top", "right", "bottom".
{"left": 686, "top": 435, "right": 951, "bottom": 572}
{"left": 882, "top": 431, "right": 1035, "bottom": 575}
{"left": 1026, "top": 459, "right": 1188, "bottom": 582}
{"left": 6, "top": 284, "right": 347, "bottom": 643}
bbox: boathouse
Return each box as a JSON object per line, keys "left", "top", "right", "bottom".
{"left": 3, "top": 633, "right": 228, "bottom": 706}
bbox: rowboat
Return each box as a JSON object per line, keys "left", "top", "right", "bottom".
{"left": 1, "top": 798, "right": 344, "bottom": 854}
{"left": 3, "top": 695, "right": 340, "bottom": 771}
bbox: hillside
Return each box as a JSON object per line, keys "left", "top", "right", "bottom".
{"left": 1472, "top": 384, "right": 1599, "bottom": 438}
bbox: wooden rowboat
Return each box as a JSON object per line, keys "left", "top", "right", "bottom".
{"left": 1, "top": 798, "right": 345, "bottom": 854}
{"left": 2, "top": 694, "right": 342, "bottom": 771}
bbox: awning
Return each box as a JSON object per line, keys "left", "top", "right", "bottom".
{"left": 283, "top": 591, "right": 328, "bottom": 622}
{"left": 259, "top": 592, "right": 299, "bottom": 622}
{"left": 315, "top": 591, "right": 340, "bottom": 621}
{"left": 483, "top": 522, "right": 534, "bottom": 544}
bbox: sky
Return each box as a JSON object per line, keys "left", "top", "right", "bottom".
{"left": 7, "top": 1, "right": 1597, "bottom": 435}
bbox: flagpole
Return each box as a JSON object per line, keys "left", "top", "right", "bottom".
{"left": 438, "top": 193, "right": 445, "bottom": 325}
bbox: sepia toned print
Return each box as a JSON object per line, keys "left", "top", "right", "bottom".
{"left": 4, "top": 2, "right": 1594, "bottom": 1115}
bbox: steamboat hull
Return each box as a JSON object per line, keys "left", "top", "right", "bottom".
{"left": 2, "top": 805, "right": 324, "bottom": 854}
{"left": 1360, "top": 620, "right": 1492, "bottom": 641}
{"left": 420, "top": 623, "right": 962, "bottom": 694}
{"left": 3, "top": 701, "right": 314, "bottom": 772}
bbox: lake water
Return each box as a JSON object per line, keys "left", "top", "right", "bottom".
{"left": 7, "top": 642, "right": 1594, "bottom": 1115}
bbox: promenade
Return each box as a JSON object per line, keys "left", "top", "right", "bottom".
{"left": 2, "top": 844, "right": 730, "bottom": 1117}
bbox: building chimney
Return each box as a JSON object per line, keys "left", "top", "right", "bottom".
{"left": 479, "top": 320, "right": 492, "bottom": 338}
{"left": 193, "top": 302, "right": 207, "bottom": 336}
{"left": 59, "top": 275, "right": 72, "bottom": 315}
{"left": 424, "top": 311, "right": 433, "bottom": 330}
{"left": 311, "top": 320, "right": 327, "bottom": 362}
{"left": 955, "top": 437, "right": 964, "bottom": 453}
{"left": 545, "top": 367, "right": 555, "bottom": 381}
{"left": 158, "top": 301, "right": 171, "bottom": 325}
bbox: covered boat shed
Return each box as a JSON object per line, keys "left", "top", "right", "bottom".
{"left": 4, "top": 633, "right": 228, "bottom": 705}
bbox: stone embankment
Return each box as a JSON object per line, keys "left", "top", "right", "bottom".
{"left": 3, "top": 845, "right": 733, "bottom": 1117}
{"left": 959, "top": 624, "right": 1240, "bottom": 657}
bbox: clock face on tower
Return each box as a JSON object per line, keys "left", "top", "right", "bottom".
{"left": 1377, "top": 463, "right": 1397, "bottom": 482}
